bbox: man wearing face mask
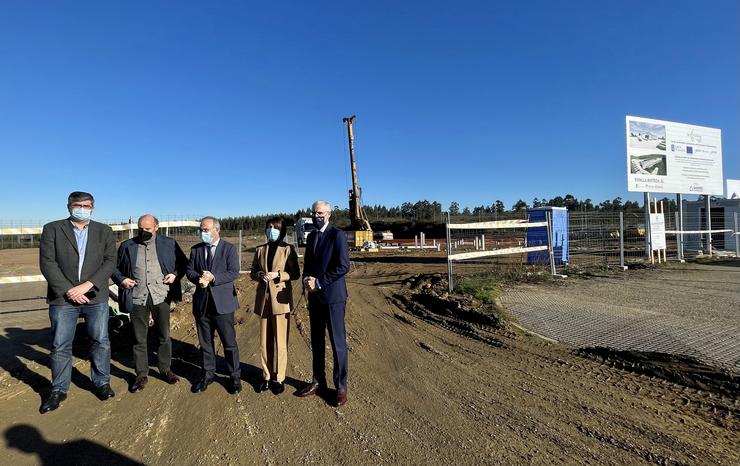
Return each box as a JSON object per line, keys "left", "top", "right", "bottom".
{"left": 38, "top": 191, "right": 116, "bottom": 413}
{"left": 112, "top": 214, "right": 188, "bottom": 392}
{"left": 250, "top": 217, "right": 300, "bottom": 395}
{"left": 296, "top": 200, "right": 351, "bottom": 407}
{"left": 186, "top": 216, "right": 242, "bottom": 394}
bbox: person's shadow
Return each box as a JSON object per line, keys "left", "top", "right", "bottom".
{"left": 5, "top": 424, "right": 144, "bottom": 465}
{"left": 0, "top": 325, "right": 135, "bottom": 403}
{"left": 2, "top": 318, "right": 308, "bottom": 400}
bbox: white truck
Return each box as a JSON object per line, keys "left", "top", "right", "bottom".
{"left": 295, "top": 217, "right": 317, "bottom": 246}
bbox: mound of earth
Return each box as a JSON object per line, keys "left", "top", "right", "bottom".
{"left": 389, "top": 273, "right": 512, "bottom": 347}
{"left": 577, "top": 347, "right": 740, "bottom": 400}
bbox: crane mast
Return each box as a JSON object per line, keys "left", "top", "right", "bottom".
{"left": 342, "top": 115, "right": 372, "bottom": 231}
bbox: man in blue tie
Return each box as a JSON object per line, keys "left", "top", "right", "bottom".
{"left": 186, "top": 216, "right": 242, "bottom": 394}
{"left": 296, "top": 200, "right": 351, "bottom": 407}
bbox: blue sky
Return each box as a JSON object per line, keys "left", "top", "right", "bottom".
{"left": 1, "top": 0, "right": 738, "bottom": 222}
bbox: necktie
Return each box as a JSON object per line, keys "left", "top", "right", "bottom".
{"left": 207, "top": 245, "right": 214, "bottom": 270}
{"left": 313, "top": 231, "right": 323, "bottom": 254}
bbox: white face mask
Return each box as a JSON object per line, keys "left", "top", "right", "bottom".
{"left": 70, "top": 207, "right": 92, "bottom": 222}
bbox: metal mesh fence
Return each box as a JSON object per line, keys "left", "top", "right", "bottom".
{"left": 566, "top": 211, "right": 645, "bottom": 269}
{"left": 446, "top": 208, "right": 740, "bottom": 285}
{"left": 447, "top": 212, "right": 553, "bottom": 290}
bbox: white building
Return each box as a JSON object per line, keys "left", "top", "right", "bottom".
{"left": 681, "top": 198, "right": 740, "bottom": 254}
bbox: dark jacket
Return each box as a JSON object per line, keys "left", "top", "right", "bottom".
{"left": 302, "top": 224, "right": 350, "bottom": 304}
{"left": 111, "top": 235, "right": 188, "bottom": 313}
{"left": 39, "top": 218, "right": 116, "bottom": 305}
{"left": 186, "top": 239, "right": 240, "bottom": 315}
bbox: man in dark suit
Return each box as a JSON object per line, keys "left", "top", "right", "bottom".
{"left": 296, "top": 200, "right": 351, "bottom": 407}
{"left": 38, "top": 191, "right": 117, "bottom": 413}
{"left": 186, "top": 216, "right": 242, "bottom": 394}
{"left": 112, "top": 214, "right": 187, "bottom": 392}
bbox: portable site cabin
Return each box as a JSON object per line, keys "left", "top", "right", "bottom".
{"left": 527, "top": 207, "right": 569, "bottom": 265}
{"left": 681, "top": 198, "right": 740, "bottom": 253}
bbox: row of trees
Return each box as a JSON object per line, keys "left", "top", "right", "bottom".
{"left": 217, "top": 194, "right": 671, "bottom": 232}
{"left": 450, "top": 194, "right": 669, "bottom": 216}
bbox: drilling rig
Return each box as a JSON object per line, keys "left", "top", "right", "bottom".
{"left": 342, "top": 115, "right": 374, "bottom": 247}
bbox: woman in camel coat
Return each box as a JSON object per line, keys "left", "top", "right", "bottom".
{"left": 250, "top": 217, "right": 300, "bottom": 394}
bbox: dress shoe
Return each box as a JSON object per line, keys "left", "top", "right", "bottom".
{"left": 270, "top": 380, "right": 285, "bottom": 395}
{"left": 192, "top": 377, "right": 213, "bottom": 393}
{"left": 40, "top": 390, "right": 67, "bottom": 414}
{"left": 130, "top": 376, "right": 148, "bottom": 393}
{"left": 335, "top": 388, "right": 348, "bottom": 407}
{"left": 257, "top": 380, "right": 270, "bottom": 393}
{"left": 296, "top": 382, "right": 320, "bottom": 397}
{"left": 228, "top": 379, "right": 242, "bottom": 395}
{"left": 163, "top": 371, "right": 180, "bottom": 385}
{"left": 94, "top": 384, "right": 115, "bottom": 401}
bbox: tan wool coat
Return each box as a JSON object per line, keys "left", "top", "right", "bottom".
{"left": 250, "top": 242, "right": 300, "bottom": 316}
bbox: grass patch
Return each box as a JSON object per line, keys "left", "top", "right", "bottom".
{"left": 455, "top": 273, "right": 503, "bottom": 304}
{"left": 455, "top": 265, "right": 553, "bottom": 304}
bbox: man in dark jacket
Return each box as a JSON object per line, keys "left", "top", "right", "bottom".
{"left": 38, "top": 191, "right": 116, "bottom": 413}
{"left": 296, "top": 200, "right": 351, "bottom": 407}
{"left": 186, "top": 216, "right": 242, "bottom": 394}
{"left": 112, "top": 214, "right": 187, "bottom": 393}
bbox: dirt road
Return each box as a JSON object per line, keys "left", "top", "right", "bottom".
{"left": 1, "top": 254, "right": 738, "bottom": 465}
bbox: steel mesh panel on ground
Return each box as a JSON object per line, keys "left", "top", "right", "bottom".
{"left": 501, "top": 267, "right": 740, "bottom": 373}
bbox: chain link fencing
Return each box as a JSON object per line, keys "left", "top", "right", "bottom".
{"left": 445, "top": 208, "right": 740, "bottom": 287}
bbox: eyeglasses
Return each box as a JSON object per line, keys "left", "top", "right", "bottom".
{"left": 70, "top": 204, "right": 93, "bottom": 209}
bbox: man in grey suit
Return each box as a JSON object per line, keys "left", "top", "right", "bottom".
{"left": 38, "top": 191, "right": 116, "bottom": 413}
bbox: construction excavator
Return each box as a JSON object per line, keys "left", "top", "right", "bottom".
{"left": 342, "top": 115, "right": 374, "bottom": 248}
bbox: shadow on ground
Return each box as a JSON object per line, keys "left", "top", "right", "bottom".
{"left": 5, "top": 424, "right": 143, "bottom": 465}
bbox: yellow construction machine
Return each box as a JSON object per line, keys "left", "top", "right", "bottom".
{"left": 342, "top": 115, "right": 374, "bottom": 249}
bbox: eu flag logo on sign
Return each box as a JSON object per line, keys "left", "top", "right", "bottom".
{"left": 687, "top": 146, "right": 693, "bottom": 154}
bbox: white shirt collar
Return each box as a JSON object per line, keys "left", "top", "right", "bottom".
{"left": 319, "top": 222, "right": 329, "bottom": 233}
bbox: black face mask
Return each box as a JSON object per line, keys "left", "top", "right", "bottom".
{"left": 312, "top": 215, "right": 326, "bottom": 230}
{"left": 137, "top": 230, "right": 153, "bottom": 242}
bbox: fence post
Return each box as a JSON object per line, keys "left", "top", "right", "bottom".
{"left": 644, "top": 192, "right": 651, "bottom": 257}
{"left": 735, "top": 212, "right": 739, "bottom": 258}
{"left": 677, "top": 193, "right": 684, "bottom": 262}
{"left": 619, "top": 211, "right": 625, "bottom": 270}
{"left": 546, "top": 211, "right": 556, "bottom": 276}
{"left": 481, "top": 234, "right": 485, "bottom": 251}
{"left": 238, "top": 230, "right": 243, "bottom": 273}
{"left": 706, "top": 195, "right": 712, "bottom": 257}
{"left": 446, "top": 212, "right": 453, "bottom": 293}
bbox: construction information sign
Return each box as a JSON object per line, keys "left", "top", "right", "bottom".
{"left": 649, "top": 213, "right": 666, "bottom": 251}
{"left": 626, "top": 115, "right": 723, "bottom": 195}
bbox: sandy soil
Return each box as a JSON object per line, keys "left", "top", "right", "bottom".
{"left": 0, "top": 252, "right": 738, "bottom": 465}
